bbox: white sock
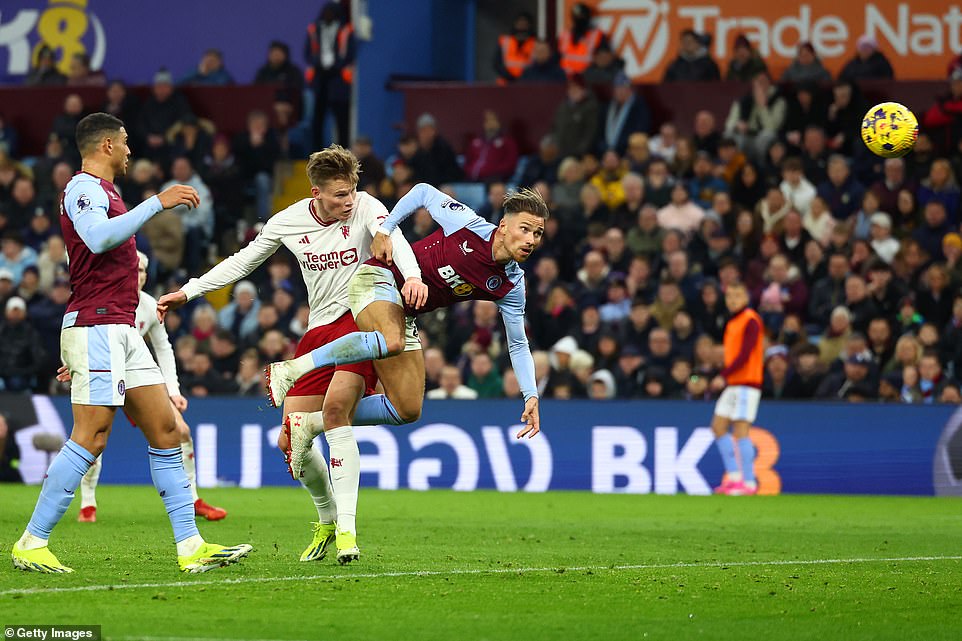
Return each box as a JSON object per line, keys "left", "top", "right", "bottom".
{"left": 325, "top": 426, "right": 359, "bottom": 535}
{"left": 299, "top": 446, "right": 337, "bottom": 524}
{"left": 176, "top": 533, "right": 204, "bottom": 557}
{"left": 18, "top": 531, "right": 48, "bottom": 551}
{"left": 307, "top": 410, "right": 326, "bottom": 436}
{"left": 181, "top": 440, "right": 199, "bottom": 502}
{"left": 80, "top": 454, "right": 102, "bottom": 509}
{"left": 290, "top": 353, "right": 316, "bottom": 378}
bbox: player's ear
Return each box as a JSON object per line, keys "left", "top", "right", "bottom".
{"left": 310, "top": 185, "right": 321, "bottom": 198}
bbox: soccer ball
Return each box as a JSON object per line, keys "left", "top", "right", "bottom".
{"left": 861, "top": 102, "right": 919, "bottom": 158}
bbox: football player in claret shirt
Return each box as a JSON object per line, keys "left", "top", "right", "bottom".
{"left": 158, "top": 145, "right": 421, "bottom": 564}
{"left": 12, "top": 113, "right": 251, "bottom": 574}
{"left": 709, "top": 282, "right": 765, "bottom": 496}
{"left": 265, "top": 183, "right": 546, "bottom": 512}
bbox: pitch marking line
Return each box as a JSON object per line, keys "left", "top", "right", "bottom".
{"left": 2, "top": 555, "right": 960, "bottom": 598}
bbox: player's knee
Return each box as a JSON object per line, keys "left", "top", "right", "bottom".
{"left": 322, "top": 401, "right": 351, "bottom": 429}
{"left": 382, "top": 333, "right": 405, "bottom": 356}
{"left": 395, "top": 400, "right": 421, "bottom": 424}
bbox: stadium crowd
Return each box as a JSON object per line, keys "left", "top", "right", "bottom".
{"left": 4, "top": 7, "right": 962, "bottom": 406}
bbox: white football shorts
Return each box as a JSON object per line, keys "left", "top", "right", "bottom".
{"left": 60, "top": 323, "right": 165, "bottom": 406}
{"left": 348, "top": 264, "right": 421, "bottom": 352}
{"left": 713, "top": 385, "right": 761, "bottom": 423}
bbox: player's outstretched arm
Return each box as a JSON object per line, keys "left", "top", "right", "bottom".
{"left": 498, "top": 282, "right": 541, "bottom": 438}
{"left": 381, "top": 183, "right": 487, "bottom": 237}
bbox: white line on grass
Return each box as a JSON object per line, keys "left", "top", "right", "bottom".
{"left": 2, "top": 555, "right": 959, "bottom": 598}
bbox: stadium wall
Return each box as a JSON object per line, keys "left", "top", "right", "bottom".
{"left": 4, "top": 395, "right": 961, "bottom": 497}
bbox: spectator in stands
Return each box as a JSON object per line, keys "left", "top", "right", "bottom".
{"left": 780, "top": 156, "right": 816, "bottom": 216}
{"left": 202, "top": 135, "right": 245, "bottom": 241}
{"left": 671, "top": 136, "right": 696, "bottom": 178}
{"left": 663, "top": 29, "right": 720, "bottom": 81}
{"left": 726, "top": 34, "right": 767, "bottom": 82}
{"left": 66, "top": 53, "right": 106, "bottom": 87}
{"left": 558, "top": 2, "right": 608, "bottom": 77}
{"left": 24, "top": 45, "right": 65, "bottom": 86}
{"left": 610, "top": 172, "right": 643, "bottom": 232}
{"left": 868, "top": 213, "right": 899, "bottom": 264}
{"left": 234, "top": 110, "right": 281, "bottom": 221}
{"left": 181, "top": 48, "right": 234, "bottom": 85}
{"left": 780, "top": 42, "right": 832, "bottom": 85}
{"left": 624, "top": 132, "right": 650, "bottom": 173}
{"left": 352, "top": 136, "right": 386, "bottom": 196}
{"left": 817, "top": 155, "right": 864, "bottom": 222}
{"left": 728, "top": 162, "right": 763, "bottom": 211}
{"left": 870, "top": 157, "right": 914, "bottom": 218}
{"left": 648, "top": 123, "right": 678, "bottom": 164}
{"left": 182, "top": 350, "right": 238, "bottom": 396}
{"left": 844, "top": 274, "right": 880, "bottom": 334}
{"left": 138, "top": 69, "right": 192, "bottom": 163}
{"left": 494, "top": 11, "right": 536, "bottom": 85}
{"left": 209, "top": 329, "right": 240, "bottom": 379}
{"left": 36, "top": 235, "right": 68, "bottom": 292}
{"left": 918, "top": 351, "right": 948, "bottom": 403}
{"left": 756, "top": 253, "right": 808, "bottom": 333}
{"left": 913, "top": 201, "right": 951, "bottom": 261}
{"left": 757, "top": 186, "right": 790, "bottom": 233}
{"left": 6, "top": 176, "right": 40, "bottom": 231}
{"left": 254, "top": 41, "right": 304, "bottom": 92}
{"left": 519, "top": 39, "right": 566, "bottom": 84}
{"left": 916, "top": 263, "right": 954, "bottom": 330}
{"left": 783, "top": 84, "right": 828, "bottom": 151}
{"left": 657, "top": 182, "right": 704, "bottom": 235}
{"left": 50, "top": 93, "right": 85, "bottom": 164}
{"left": 0, "top": 232, "right": 37, "bottom": 286}
{"left": 598, "top": 73, "right": 650, "bottom": 156}
{"left": 818, "top": 347, "right": 875, "bottom": 399}
{"left": 467, "top": 352, "right": 503, "bottom": 398}
{"left": 943, "top": 233, "right": 962, "bottom": 285}
{"left": 826, "top": 80, "right": 866, "bottom": 155}
{"left": 553, "top": 75, "right": 599, "bottom": 159}
{"left": 519, "top": 134, "right": 561, "bottom": 188}
{"left": 234, "top": 350, "right": 265, "bottom": 396}
{"left": 761, "top": 345, "right": 791, "bottom": 399}
{"left": 724, "top": 71, "right": 786, "bottom": 162}
{"left": 0, "top": 296, "right": 44, "bottom": 392}
{"left": 305, "top": 2, "right": 355, "bottom": 148}
{"left": 808, "top": 252, "right": 849, "bottom": 329}
{"left": 800, "top": 125, "right": 830, "bottom": 184}
{"left": 162, "top": 156, "right": 213, "bottom": 272}
{"left": 0, "top": 113, "right": 18, "bottom": 159}
{"left": 101, "top": 80, "right": 141, "bottom": 136}
{"left": 409, "top": 113, "right": 462, "bottom": 186}
{"left": 169, "top": 113, "right": 214, "bottom": 172}
{"left": 839, "top": 35, "right": 894, "bottom": 81}
{"left": 427, "top": 365, "right": 478, "bottom": 400}
{"left": 923, "top": 66, "right": 962, "bottom": 154}
{"left": 688, "top": 151, "right": 727, "bottom": 210}
{"left": 692, "top": 111, "right": 720, "bottom": 158}
{"left": 464, "top": 110, "right": 519, "bottom": 182}
{"left": 584, "top": 42, "right": 625, "bottom": 93}
{"left": 590, "top": 151, "right": 626, "bottom": 211}
{"left": 916, "top": 158, "right": 960, "bottom": 225}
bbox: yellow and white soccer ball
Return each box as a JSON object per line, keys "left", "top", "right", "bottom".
{"left": 861, "top": 102, "right": 919, "bottom": 158}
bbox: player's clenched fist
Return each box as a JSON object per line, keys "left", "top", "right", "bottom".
{"left": 158, "top": 184, "right": 200, "bottom": 210}
{"left": 156, "top": 290, "right": 188, "bottom": 322}
{"left": 372, "top": 231, "right": 394, "bottom": 265}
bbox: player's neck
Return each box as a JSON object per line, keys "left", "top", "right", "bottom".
{"left": 311, "top": 198, "right": 337, "bottom": 223}
{"left": 81, "top": 158, "right": 115, "bottom": 184}
{"left": 492, "top": 237, "right": 512, "bottom": 264}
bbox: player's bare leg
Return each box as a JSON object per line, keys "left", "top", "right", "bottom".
{"left": 13, "top": 404, "right": 114, "bottom": 572}
{"left": 126, "top": 384, "right": 251, "bottom": 572}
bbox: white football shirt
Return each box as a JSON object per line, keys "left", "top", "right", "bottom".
{"left": 181, "top": 192, "right": 420, "bottom": 330}
{"left": 135, "top": 289, "right": 180, "bottom": 397}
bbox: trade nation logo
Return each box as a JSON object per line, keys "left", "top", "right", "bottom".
{"left": 594, "top": 0, "right": 671, "bottom": 78}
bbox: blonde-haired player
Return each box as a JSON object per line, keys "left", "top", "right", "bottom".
{"left": 71, "top": 251, "right": 227, "bottom": 522}
{"left": 158, "top": 145, "right": 423, "bottom": 564}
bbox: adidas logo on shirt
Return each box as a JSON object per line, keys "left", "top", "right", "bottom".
{"left": 298, "top": 235, "right": 310, "bottom": 244}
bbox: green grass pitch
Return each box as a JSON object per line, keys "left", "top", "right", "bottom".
{"left": 1, "top": 485, "right": 961, "bottom": 640}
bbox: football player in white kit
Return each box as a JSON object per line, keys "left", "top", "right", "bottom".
{"left": 158, "top": 145, "right": 425, "bottom": 564}
{"left": 66, "top": 251, "right": 227, "bottom": 522}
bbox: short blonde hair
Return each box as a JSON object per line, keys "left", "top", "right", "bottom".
{"left": 306, "top": 144, "right": 360, "bottom": 188}
{"left": 503, "top": 187, "right": 550, "bottom": 220}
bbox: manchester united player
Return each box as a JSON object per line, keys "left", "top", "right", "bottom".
{"left": 709, "top": 282, "right": 765, "bottom": 496}
{"left": 266, "top": 183, "right": 545, "bottom": 510}
{"left": 157, "top": 145, "right": 422, "bottom": 564}
{"left": 11, "top": 113, "right": 251, "bottom": 574}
